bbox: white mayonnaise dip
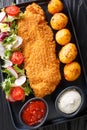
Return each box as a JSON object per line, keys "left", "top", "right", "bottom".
{"left": 58, "top": 89, "right": 82, "bottom": 114}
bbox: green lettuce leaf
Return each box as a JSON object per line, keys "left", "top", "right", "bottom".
{"left": 13, "top": 64, "right": 24, "bottom": 76}
{"left": 22, "top": 79, "right": 33, "bottom": 96}
{"left": 2, "top": 77, "right": 15, "bottom": 96}
{"left": 3, "top": 50, "right": 12, "bottom": 60}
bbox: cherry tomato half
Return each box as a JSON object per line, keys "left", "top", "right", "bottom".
{"left": 10, "top": 51, "right": 24, "bottom": 65}
{"left": 10, "top": 86, "right": 25, "bottom": 101}
{"left": 5, "top": 5, "right": 20, "bottom": 16}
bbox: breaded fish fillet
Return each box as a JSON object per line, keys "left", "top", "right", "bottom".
{"left": 18, "top": 3, "right": 61, "bottom": 97}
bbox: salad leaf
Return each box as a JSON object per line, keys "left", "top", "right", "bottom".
{"left": 22, "top": 80, "right": 33, "bottom": 96}
{"left": 10, "top": 21, "right": 18, "bottom": 34}
{"left": 13, "top": 64, "right": 25, "bottom": 75}
{"left": 1, "top": 8, "right": 5, "bottom": 12}
{"left": 2, "top": 69, "right": 12, "bottom": 77}
{"left": 17, "top": 11, "right": 24, "bottom": 19}
{"left": 2, "top": 34, "right": 17, "bottom": 45}
{"left": 3, "top": 49, "right": 12, "bottom": 60}
{"left": 2, "top": 77, "right": 15, "bottom": 96}
{"left": 0, "top": 23, "right": 10, "bottom": 32}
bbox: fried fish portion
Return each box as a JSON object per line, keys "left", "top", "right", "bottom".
{"left": 18, "top": 3, "right": 61, "bottom": 97}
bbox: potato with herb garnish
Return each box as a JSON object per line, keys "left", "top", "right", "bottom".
{"left": 59, "top": 43, "right": 78, "bottom": 63}
{"left": 64, "top": 62, "right": 81, "bottom": 81}
{"left": 50, "top": 13, "right": 68, "bottom": 30}
{"left": 48, "top": 0, "right": 63, "bottom": 14}
{"left": 55, "top": 28, "right": 72, "bottom": 45}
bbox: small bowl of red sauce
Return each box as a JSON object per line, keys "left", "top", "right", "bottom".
{"left": 19, "top": 97, "right": 49, "bottom": 129}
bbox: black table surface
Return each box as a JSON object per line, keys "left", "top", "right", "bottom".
{"left": 1, "top": 0, "right": 87, "bottom": 130}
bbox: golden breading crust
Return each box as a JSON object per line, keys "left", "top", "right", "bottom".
{"left": 18, "top": 3, "right": 61, "bottom": 97}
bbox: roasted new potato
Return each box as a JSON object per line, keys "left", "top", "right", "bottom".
{"left": 48, "top": 0, "right": 63, "bottom": 14}
{"left": 55, "top": 28, "right": 72, "bottom": 45}
{"left": 50, "top": 13, "right": 68, "bottom": 30}
{"left": 64, "top": 62, "right": 81, "bottom": 81}
{"left": 59, "top": 43, "right": 78, "bottom": 63}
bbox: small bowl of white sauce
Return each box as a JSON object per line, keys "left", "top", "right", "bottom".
{"left": 55, "top": 86, "right": 85, "bottom": 118}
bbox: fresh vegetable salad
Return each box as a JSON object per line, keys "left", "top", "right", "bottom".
{"left": 0, "top": 5, "right": 32, "bottom": 102}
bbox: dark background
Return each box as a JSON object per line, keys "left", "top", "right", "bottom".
{"left": 1, "top": 0, "right": 87, "bottom": 130}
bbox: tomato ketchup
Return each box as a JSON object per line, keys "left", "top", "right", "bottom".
{"left": 21, "top": 100, "right": 47, "bottom": 126}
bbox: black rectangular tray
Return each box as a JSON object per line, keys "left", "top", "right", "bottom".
{"left": 0, "top": 0, "right": 87, "bottom": 130}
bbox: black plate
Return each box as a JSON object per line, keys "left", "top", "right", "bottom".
{"left": 0, "top": 0, "right": 87, "bottom": 130}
